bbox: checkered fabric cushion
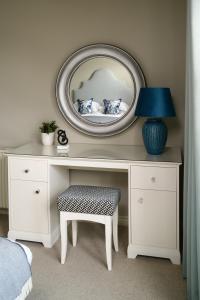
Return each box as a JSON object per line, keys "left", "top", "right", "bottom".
{"left": 57, "top": 185, "right": 120, "bottom": 216}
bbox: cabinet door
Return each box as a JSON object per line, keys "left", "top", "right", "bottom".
{"left": 131, "top": 189, "right": 176, "bottom": 249}
{"left": 10, "top": 180, "right": 48, "bottom": 234}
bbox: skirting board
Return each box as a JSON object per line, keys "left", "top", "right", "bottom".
{"left": 0, "top": 208, "right": 8, "bottom": 215}
{"left": 119, "top": 216, "right": 128, "bottom": 226}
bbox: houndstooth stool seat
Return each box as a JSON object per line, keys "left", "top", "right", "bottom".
{"left": 57, "top": 185, "right": 120, "bottom": 216}
{"left": 57, "top": 185, "right": 121, "bottom": 271}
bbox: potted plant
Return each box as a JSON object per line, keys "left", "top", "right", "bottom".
{"left": 39, "top": 121, "right": 58, "bottom": 146}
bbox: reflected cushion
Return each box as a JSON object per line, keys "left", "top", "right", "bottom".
{"left": 77, "top": 98, "right": 93, "bottom": 114}
{"left": 103, "top": 99, "right": 121, "bottom": 115}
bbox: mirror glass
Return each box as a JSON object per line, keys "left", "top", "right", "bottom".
{"left": 56, "top": 44, "right": 146, "bottom": 136}
{"left": 70, "top": 57, "right": 135, "bottom": 124}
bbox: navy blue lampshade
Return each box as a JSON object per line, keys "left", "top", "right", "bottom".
{"left": 135, "top": 88, "right": 176, "bottom": 155}
{"left": 135, "top": 87, "right": 176, "bottom": 117}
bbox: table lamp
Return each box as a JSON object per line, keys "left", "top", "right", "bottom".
{"left": 135, "top": 87, "right": 176, "bottom": 155}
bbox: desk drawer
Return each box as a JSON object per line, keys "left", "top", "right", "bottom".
{"left": 9, "top": 158, "right": 48, "bottom": 182}
{"left": 131, "top": 165, "right": 176, "bottom": 191}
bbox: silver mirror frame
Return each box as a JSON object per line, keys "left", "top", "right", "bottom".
{"left": 56, "top": 44, "right": 146, "bottom": 137}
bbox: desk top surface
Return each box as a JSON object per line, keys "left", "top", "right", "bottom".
{"left": 6, "top": 143, "right": 182, "bottom": 164}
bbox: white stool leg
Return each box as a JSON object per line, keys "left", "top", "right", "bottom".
{"left": 72, "top": 220, "right": 78, "bottom": 247}
{"left": 113, "top": 206, "right": 119, "bottom": 252}
{"left": 105, "top": 216, "right": 112, "bottom": 271}
{"left": 60, "top": 212, "right": 68, "bottom": 264}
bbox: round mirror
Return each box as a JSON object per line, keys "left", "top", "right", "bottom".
{"left": 56, "top": 44, "right": 146, "bottom": 136}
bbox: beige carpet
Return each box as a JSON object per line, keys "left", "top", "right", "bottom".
{"left": 0, "top": 214, "right": 186, "bottom": 300}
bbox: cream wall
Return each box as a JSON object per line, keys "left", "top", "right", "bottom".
{"left": 0, "top": 0, "right": 186, "bottom": 215}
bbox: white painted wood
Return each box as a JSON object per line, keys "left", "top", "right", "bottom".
{"left": 2, "top": 154, "right": 8, "bottom": 208}
{"left": 127, "top": 244, "right": 181, "bottom": 265}
{"left": 170, "top": 252, "right": 181, "bottom": 264}
{"left": 128, "top": 165, "right": 132, "bottom": 245}
{"left": 49, "top": 158, "right": 129, "bottom": 171}
{"left": 113, "top": 207, "right": 118, "bottom": 252}
{"left": 6, "top": 144, "right": 181, "bottom": 264}
{"left": 9, "top": 157, "right": 48, "bottom": 182}
{"left": 10, "top": 180, "right": 48, "bottom": 234}
{"left": 0, "top": 152, "right": 8, "bottom": 208}
{"left": 48, "top": 164, "right": 69, "bottom": 242}
{"left": 131, "top": 189, "right": 176, "bottom": 249}
{"left": 59, "top": 209, "right": 118, "bottom": 270}
{"left": 61, "top": 211, "right": 106, "bottom": 224}
{"left": 105, "top": 216, "right": 112, "bottom": 271}
{"left": 72, "top": 220, "right": 77, "bottom": 247}
{"left": 176, "top": 165, "right": 180, "bottom": 253}
{"left": 7, "top": 226, "right": 60, "bottom": 248}
{"left": 60, "top": 213, "right": 68, "bottom": 264}
{"left": 129, "top": 163, "right": 180, "bottom": 264}
{"left": 7, "top": 157, "right": 68, "bottom": 247}
{"left": 131, "top": 165, "right": 177, "bottom": 191}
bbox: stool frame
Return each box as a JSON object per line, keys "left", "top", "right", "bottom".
{"left": 60, "top": 206, "right": 118, "bottom": 271}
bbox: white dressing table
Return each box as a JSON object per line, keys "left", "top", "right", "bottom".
{"left": 6, "top": 143, "right": 182, "bottom": 264}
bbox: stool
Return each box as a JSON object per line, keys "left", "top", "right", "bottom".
{"left": 57, "top": 185, "right": 120, "bottom": 271}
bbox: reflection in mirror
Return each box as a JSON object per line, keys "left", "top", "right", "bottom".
{"left": 56, "top": 44, "right": 146, "bottom": 136}
{"left": 70, "top": 57, "right": 135, "bottom": 124}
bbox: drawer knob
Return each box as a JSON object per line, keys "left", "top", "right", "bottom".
{"left": 151, "top": 177, "right": 156, "bottom": 182}
{"left": 24, "top": 169, "right": 30, "bottom": 173}
{"left": 138, "top": 198, "right": 143, "bottom": 204}
{"left": 35, "top": 190, "right": 40, "bottom": 194}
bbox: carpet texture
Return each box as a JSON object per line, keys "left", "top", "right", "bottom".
{"left": 0, "top": 214, "right": 186, "bottom": 300}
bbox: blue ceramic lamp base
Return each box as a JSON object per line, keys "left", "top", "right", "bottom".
{"left": 142, "top": 118, "right": 167, "bottom": 155}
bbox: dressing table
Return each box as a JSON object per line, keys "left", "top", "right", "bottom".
{"left": 6, "top": 142, "right": 181, "bottom": 264}
{"left": 0, "top": 44, "right": 181, "bottom": 265}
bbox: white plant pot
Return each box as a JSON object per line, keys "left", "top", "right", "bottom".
{"left": 41, "top": 132, "right": 55, "bottom": 146}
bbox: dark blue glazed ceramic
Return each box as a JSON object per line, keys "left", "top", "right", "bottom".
{"left": 142, "top": 119, "right": 167, "bottom": 155}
